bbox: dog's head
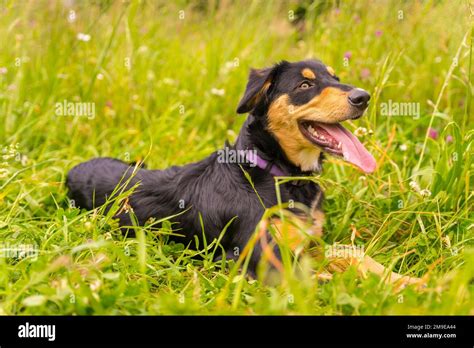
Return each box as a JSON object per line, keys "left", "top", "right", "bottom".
{"left": 236, "top": 59, "right": 376, "bottom": 173}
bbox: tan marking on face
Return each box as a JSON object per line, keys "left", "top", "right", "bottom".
{"left": 301, "top": 68, "right": 316, "bottom": 79}
{"left": 267, "top": 87, "right": 351, "bottom": 170}
{"left": 326, "top": 66, "right": 336, "bottom": 76}
{"left": 266, "top": 95, "right": 321, "bottom": 171}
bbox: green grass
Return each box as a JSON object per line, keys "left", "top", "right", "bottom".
{"left": 0, "top": 0, "right": 473, "bottom": 315}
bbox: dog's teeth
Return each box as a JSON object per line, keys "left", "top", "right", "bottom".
{"left": 337, "top": 142, "right": 342, "bottom": 149}
{"left": 320, "top": 135, "right": 326, "bottom": 140}
{"left": 308, "top": 125, "right": 314, "bottom": 132}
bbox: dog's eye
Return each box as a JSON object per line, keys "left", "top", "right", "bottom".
{"left": 299, "top": 82, "right": 311, "bottom": 89}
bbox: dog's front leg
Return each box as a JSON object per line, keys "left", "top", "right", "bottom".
{"left": 324, "top": 244, "right": 425, "bottom": 290}
{"left": 248, "top": 213, "right": 319, "bottom": 278}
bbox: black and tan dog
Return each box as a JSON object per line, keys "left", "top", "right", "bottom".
{"left": 67, "top": 59, "right": 420, "bottom": 286}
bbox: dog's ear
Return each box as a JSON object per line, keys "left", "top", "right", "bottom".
{"left": 236, "top": 66, "right": 274, "bottom": 114}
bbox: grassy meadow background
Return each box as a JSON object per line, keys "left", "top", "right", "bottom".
{"left": 0, "top": 0, "right": 472, "bottom": 315}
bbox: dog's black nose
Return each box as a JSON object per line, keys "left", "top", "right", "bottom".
{"left": 348, "top": 89, "right": 371, "bottom": 108}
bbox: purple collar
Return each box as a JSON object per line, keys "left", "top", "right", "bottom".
{"left": 246, "top": 151, "right": 286, "bottom": 177}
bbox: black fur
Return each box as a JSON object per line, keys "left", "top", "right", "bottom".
{"left": 66, "top": 59, "right": 364, "bottom": 276}
{"left": 67, "top": 139, "right": 321, "bottom": 274}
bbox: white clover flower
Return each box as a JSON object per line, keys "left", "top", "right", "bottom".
{"left": 0, "top": 168, "right": 9, "bottom": 178}
{"left": 77, "top": 33, "right": 91, "bottom": 42}
{"left": 399, "top": 144, "right": 408, "bottom": 151}
{"left": 420, "top": 189, "right": 431, "bottom": 197}
{"left": 162, "top": 77, "right": 176, "bottom": 85}
{"left": 409, "top": 180, "right": 420, "bottom": 192}
{"left": 96, "top": 73, "right": 104, "bottom": 80}
{"left": 210, "top": 88, "right": 225, "bottom": 96}
{"left": 0, "top": 67, "right": 7, "bottom": 75}
{"left": 220, "top": 60, "right": 238, "bottom": 75}
{"left": 354, "top": 127, "right": 367, "bottom": 137}
{"left": 137, "top": 45, "right": 149, "bottom": 53}
{"left": 147, "top": 71, "right": 156, "bottom": 81}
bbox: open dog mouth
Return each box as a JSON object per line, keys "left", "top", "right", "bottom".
{"left": 298, "top": 120, "right": 377, "bottom": 173}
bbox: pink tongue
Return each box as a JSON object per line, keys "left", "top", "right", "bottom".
{"left": 317, "top": 123, "right": 377, "bottom": 173}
